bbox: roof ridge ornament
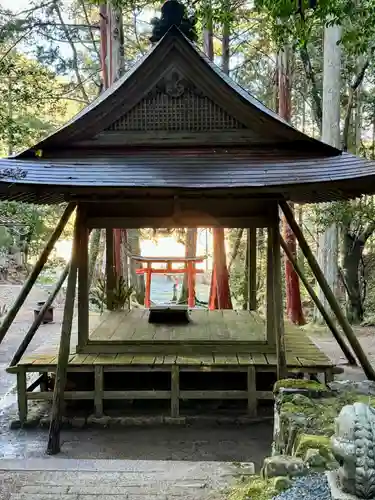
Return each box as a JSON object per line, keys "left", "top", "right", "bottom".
{"left": 150, "top": 0, "right": 197, "bottom": 44}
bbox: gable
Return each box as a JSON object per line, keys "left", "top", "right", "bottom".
{"left": 17, "top": 27, "right": 337, "bottom": 156}
{"left": 105, "top": 68, "right": 246, "bottom": 133}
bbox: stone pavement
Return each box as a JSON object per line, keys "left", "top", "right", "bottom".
{"left": 0, "top": 458, "right": 254, "bottom": 499}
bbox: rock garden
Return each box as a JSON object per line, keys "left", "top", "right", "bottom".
{"left": 229, "top": 378, "right": 375, "bottom": 500}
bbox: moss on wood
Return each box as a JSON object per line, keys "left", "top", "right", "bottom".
{"left": 273, "top": 378, "right": 327, "bottom": 394}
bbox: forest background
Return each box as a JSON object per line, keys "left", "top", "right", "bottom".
{"left": 1, "top": 0, "right": 374, "bottom": 326}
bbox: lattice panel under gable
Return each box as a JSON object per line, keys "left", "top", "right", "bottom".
{"left": 106, "top": 90, "right": 246, "bottom": 132}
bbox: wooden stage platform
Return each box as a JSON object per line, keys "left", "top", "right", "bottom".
{"left": 8, "top": 309, "right": 334, "bottom": 424}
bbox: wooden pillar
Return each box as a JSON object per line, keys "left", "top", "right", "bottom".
{"left": 247, "top": 366, "right": 257, "bottom": 417}
{"left": 171, "top": 365, "right": 180, "bottom": 418}
{"left": 271, "top": 223, "right": 287, "bottom": 380}
{"left": 17, "top": 366, "right": 27, "bottom": 425}
{"left": 105, "top": 229, "right": 115, "bottom": 310}
{"left": 280, "top": 200, "right": 375, "bottom": 381}
{"left": 145, "top": 264, "right": 152, "bottom": 308}
{"left": 248, "top": 228, "right": 257, "bottom": 310}
{"left": 94, "top": 365, "right": 104, "bottom": 417}
{"left": 0, "top": 203, "right": 75, "bottom": 345}
{"left": 187, "top": 261, "right": 195, "bottom": 308}
{"left": 77, "top": 205, "right": 89, "bottom": 349}
{"left": 266, "top": 228, "right": 276, "bottom": 345}
{"left": 46, "top": 216, "right": 79, "bottom": 455}
{"left": 280, "top": 236, "right": 356, "bottom": 365}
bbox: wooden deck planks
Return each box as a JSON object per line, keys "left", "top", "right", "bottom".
{"left": 15, "top": 312, "right": 333, "bottom": 370}
{"left": 88, "top": 309, "right": 267, "bottom": 343}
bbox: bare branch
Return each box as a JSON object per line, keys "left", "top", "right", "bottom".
{"left": 77, "top": 0, "right": 100, "bottom": 60}
{"left": 52, "top": 0, "right": 89, "bottom": 104}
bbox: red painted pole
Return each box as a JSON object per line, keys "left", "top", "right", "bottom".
{"left": 278, "top": 49, "right": 305, "bottom": 325}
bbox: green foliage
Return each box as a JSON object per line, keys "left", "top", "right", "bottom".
{"left": 294, "top": 434, "right": 331, "bottom": 460}
{"left": 0, "top": 202, "right": 72, "bottom": 258}
{"left": 0, "top": 50, "right": 67, "bottom": 155}
{"left": 228, "top": 475, "right": 277, "bottom": 500}
{"left": 313, "top": 198, "right": 375, "bottom": 232}
{"left": 90, "top": 274, "right": 134, "bottom": 313}
{"left": 281, "top": 391, "right": 375, "bottom": 437}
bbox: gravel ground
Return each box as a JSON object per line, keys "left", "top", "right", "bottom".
{"left": 273, "top": 474, "right": 331, "bottom": 500}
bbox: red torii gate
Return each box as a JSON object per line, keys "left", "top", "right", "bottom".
{"left": 132, "top": 255, "right": 206, "bottom": 308}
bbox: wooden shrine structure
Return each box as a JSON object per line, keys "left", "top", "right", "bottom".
{"left": 1, "top": 21, "right": 375, "bottom": 454}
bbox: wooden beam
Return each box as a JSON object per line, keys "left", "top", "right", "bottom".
{"left": 271, "top": 224, "right": 287, "bottom": 380}
{"left": 171, "top": 365, "right": 180, "bottom": 418}
{"left": 280, "top": 236, "right": 356, "bottom": 366}
{"left": 17, "top": 366, "right": 27, "bottom": 425}
{"left": 280, "top": 200, "right": 375, "bottom": 381}
{"left": 10, "top": 262, "right": 70, "bottom": 367}
{"left": 94, "top": 366, "right": 104, "bottom": 417}
{"left": 105, "top": 229, "right": 115, "bottom": 311}
{"left": 46, "top": 216, "right": 79, "bottom": 455}
{"left": 77, "top": 205, "right": 89, "bottom": 348}
{"left": 88, "top": 215, "right": 274, "bottom": 229}
{"left": 0, "top": 203, "right": 75, "bottom": 345}
{"left": 248, "top": 228, "right": 257, "bottom": 310}
{"left": 266, "top": 228, "right": 276, "bottom": 346}
{"left": 247, "top": 366, "right": 257, "bottom": 416}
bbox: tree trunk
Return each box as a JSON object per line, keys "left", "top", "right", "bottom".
{"left": 88, "top": 229, "right": 101, "bottom": 290}
{"left": 209, "top": 228, "right": 232, "bottom": 310}
{"left": 179, "top": 228, "right": 197, "bottom": 303}
{"left": 278, "top": 46, "right": 304, "bottom": 325}
{"left": 221, "top": 0, "right": 230, "bottom": 75}
{"left": 203, "top": 0, "right": 213, "bottom": 61}
{"left": 342, "top": 232, "right": 364, "bottom": 324}
{"left": 228, "top": 228, "right": 244, "bottom": 272}
{"left": 127, "top": 228, "right": 145, "bottom": 304}
{"left": 314, "top": 24, "right": 341, "bottom": 324}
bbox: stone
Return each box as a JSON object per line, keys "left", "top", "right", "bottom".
{"left": 329, "top": 380, "right": 375, "bottom": 397}
{"left": 261, "top": 455, "right": 307, "bottom": 480}
{"left": 87, "top": 415, "right": 110, "bottom": 427}
{"left": 326, "top": 470, "right": 362, "bottom": 500}
{"left": 305, "top": 448, "right": 327, "bottom": 470}
{"left": 70, "top": 417, "right": 86, "bottom": 428}
{"left": 332, "top": 402, "right": 375, "bottom": 499}
{"left": 273, "top": 476, "right": 292, "bottom": 493}
{"left": 164, "top": 416, "right": 186, "bottom": 425}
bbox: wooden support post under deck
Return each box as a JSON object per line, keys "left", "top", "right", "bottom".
{"left": 247, "top": 366, "right": 257, "bottom": 416}
{"left": 280, "top": 236, "right": 356, "bottom": 366}
{"left": 0, "top": 203, "right": 75, "bottom": 346}
{"left": 17, "top": 366, "right": 27, "bottom": 425}
{"left": 280, "top": 200, "right": 375, "bottom": 381}
{"left": 266, "top": 228, "right": 276, "bottom": 346}
{"left": 47, "top": 217, "right": 79, "bottom": 455}
{"left": 247, "top": 228, "right": 257, "bottom": 311}
{"left": 94, "top": 366, "right": 104, "bottom": 417}
{"left": 270, "top": 224, "right": 287, "bottom": 380}
{"left": 171, "top": 365, "right": 180, "bottom": 418}
{"left": 77, "top": 205, "right": 89, "bottom": 349}
{"left": 105, "top": 229, "right": 115, "bottom": 311}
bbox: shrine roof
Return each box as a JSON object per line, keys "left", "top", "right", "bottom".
{"left": 0, "top": 148, "right": 374, "bottom": 204}
{"left": 0, "top": 26, "right": 374, "bottom": 204}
